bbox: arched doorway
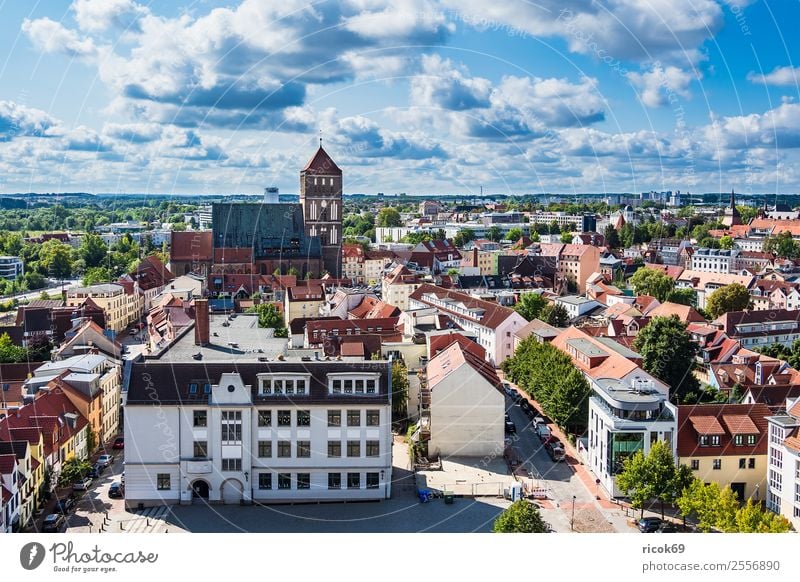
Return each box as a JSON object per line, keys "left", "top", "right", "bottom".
{"left": 190, "top": 479, "right": 210, "bottom": 502}
{"left": 221, "top": 478, "right": 244, "bottom": 504}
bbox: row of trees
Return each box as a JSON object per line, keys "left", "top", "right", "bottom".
{"left": 618, "top": 441, "right": 791, "bottom": 532}
{"left": 502, "top": 337, "right": 591, "bottom": 434}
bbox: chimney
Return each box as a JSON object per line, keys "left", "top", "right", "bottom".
{"left": 194, "top": 298, "right": 210, "bottom": 346}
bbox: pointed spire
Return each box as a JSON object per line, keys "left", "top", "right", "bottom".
{"left": 730, "top": 188, "right": 736, "bottom": 209}
{"left": 319, "top": 128, "right": 323, "bottom": 148}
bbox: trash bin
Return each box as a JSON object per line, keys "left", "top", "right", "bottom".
{"left": 418, "top": 489, "right": 431, "bottom": 503}
{"left": 444, "top": 492, "right": 454, "bottom": 505}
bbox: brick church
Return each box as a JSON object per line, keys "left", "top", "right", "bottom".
{"left": 201, "top": 144, "right": 343, "bottom": 279}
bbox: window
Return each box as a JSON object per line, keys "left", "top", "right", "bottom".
{"left": 769, "top": 469, "right": 783, "bottom": 491}
{"left": 366, "top": 472, "right": 379, "bottom": 489}
{"left": 258, "top": 473, "right": 272, "bottom": 490}
{"left": 734, "top": 435, "right": 743, "bottom": 446}
{"left": 771, "top": 448, "right": 783, "bottom": 469}
{"left": 278, "top": 410, "right": 291, "bottom": 427}
{"left": 297, "top": 473, "right": 310, "bottom": 489}
{"left": 332, "top": 380, "right": 342, "bottom": 394}
{"left": 297, "top": 410, "right": 311, "bottom": 427}
{"left": 296, "top": 379, "right": 307, "bottom": 395}
{"left": 710, "top": 435, "right": 721, "bottom": 447}
{"left": 221, "top": 411, "right": 242, "bottom": 444}
{"left": 698, "top": 435, "right": 708, "bottom": 447}
{"left": 157, "top": 474, "right": 170, "bottom": 490}
{"left": 749, "top": 458, "right": 756, "bottom": 469}
{"left": 258, "top": 441, "right": 272, "bottom": 458}
{"left": 747, "top": 434, "right": 756, "bottom": 446}
{"left": 366, "top": 440, "right": 380, "bottom": 457}
{"left": 273, "top": 379, "right": 284, "bottom": 394}
{"left": 328, "top": 410, "right": 341, "bottom": 427}
{"left": 261, "top": 378, "right": 272, "bottom": 394}
{"left": 189, "top": 383, "right": 197, "bottom": 394}
{"left": 347, "top": 410, "right": 361, "bottom": 427}
{"left": 297, "top": 441, "right": 311, "bottom": 458}
{"left": 347, "top": 472, "right": 361, "bottom": 489}
{"left": 277, "top": 441, "right": 291, "bottom": 458}
{"left": 739, "top": 458, "right": 746, "bottom": 469}
{"left": 354, "top": 379, "right": 364, "bottom": 394}
{"left": 193, "top": 410, "right": 207, "bottom": 427}
{"left": 278, "top": 473, "right": 291, "bottom": 490}
{"left": 328, "top": 473, "right": 341, "bottom": 489}
{"left": 258, "top": 411, "right": 271, "bottom": 427}
{"left": 222, "top": 458, "right": 241, "bottom": 472}
{"left": 347, "top": 440, "right": 361, "bottom": 457}
{"left": 796, "top": 460, "right": 800, "bottom": 480}
{"left": 690, "top": 459, "right": 699, "bottom": 471}
{"left": 193, "top": 441, "right": 207, "bottom": 458}
{"left": 328, "top": 441, "right": 341, "bottom": 458}
{"left": 366, "top": 379, "right": 376, "bottom": 394}
{"left": 203, "top": 383, "right": 211, "bottom": 394}
{"left": 366, "top": 410, "right": 380, "bottom": 427}
{"left": 795, "top": 483, "right": 800, "bottom": 504}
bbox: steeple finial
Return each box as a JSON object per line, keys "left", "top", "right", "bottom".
{"left": 730, "top": 188, "right": 736, "bottom": 209}
{"left": 319, "top": 129, "right": 322, "bottom": 148}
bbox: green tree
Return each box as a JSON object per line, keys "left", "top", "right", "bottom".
{"left": 560, "top": 231, "right": 574, "bottom": 244}
{"left": 628, "top": 267, "right": 675, "bottom": 301}
{"left": 24, "top": 271, "right": 45, "bottom": 290}
{"left": 603, "top": 224, "right": 621, "bottom": 249}
{"left": 492, "top": 500, "right": 549, "bottom": 533}
{"left": 666, "top": 288, "right": 697, "bottom": 307}
{"left": 735, "top": 499, "right": 792, "bottom": 533}
{"left": 57, "top": 458, "right": 93, "bottom": 487}
{"left": 78, "top": 233, "right": 108, "bottom": 268}
{"left": 718, "top": 235, "right": 734, "bottom": 250}
{"left": 540, "top": 303, "right": 569, "bottom": 327}
{"left": 287, "top": 266, "right": 300, "bottom": 277}
{"left": 616, "top": 449, "right": 651, "bottom": 518}
{"left": 452, "top": 228, "right": 475, "bottom": 248}
{"left": 254, "top": 303, "right": 285, "bottom": 329}
{"left": 676, "top": 480, "right": 721, "bottom": 532}
{"left": 376, "top": 207, "right": 402, "bottom": 227}
{"left": 486, "top": 226, "right": 503, "bottom": 242}
{"left": 391, "top": 361, "right": 409, "bottom": 422}
{"left": 763, "top": 231, "right": 800, "bottom": 259}
{"left": 633, "top": 315, "right": 699, "bottom": 402}
{"left": 82, "top": 266, "right": 112, "bottom": 286}
{"left": 39, "top": 239, "right": 73, "bottom": 279}
{"left": 514, "top": 293, "right": 547, "bottom": 321}
{"left": 506, "top": 227, "right": 523, "bottom": 242}
{"left": 0, "top": 332, "right": 27, "bottom": 363}
{"left": 706, "top": 283, "right": 752, "bottom": 319}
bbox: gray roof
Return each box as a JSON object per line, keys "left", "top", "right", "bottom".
{"left": 69, "top": 283, "right": 124, "bottom": 295}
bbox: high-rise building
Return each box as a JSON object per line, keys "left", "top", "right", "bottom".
{"left": 300, "top": 143, "right": 342, "bottom": 277}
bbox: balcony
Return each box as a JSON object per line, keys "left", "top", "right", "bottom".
{"left": 591, "top": 396, "right": 674, "bottom": 428}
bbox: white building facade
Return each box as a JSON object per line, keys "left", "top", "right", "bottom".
{"left": 765, "top": 398, "right": 800, "bottom": 529}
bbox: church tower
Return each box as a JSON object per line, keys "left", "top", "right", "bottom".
{"left": 300, "top": 142, "right": 343, "bottom": 277}
{"left": 721, "top": 189, "right": 742, "bottom": 227}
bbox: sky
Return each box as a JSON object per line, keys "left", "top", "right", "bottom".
{"left": 0, "top": 0, "right": 799, "bottom": 197}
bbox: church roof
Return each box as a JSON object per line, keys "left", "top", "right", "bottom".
{"left": 302, "top": 146, "right": 342, "bottom": 176}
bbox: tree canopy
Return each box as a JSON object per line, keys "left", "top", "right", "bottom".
{"left": 493, "top": 500, "right": 549, "bottom": 533}
{"left": 514, "top": 293, "right": 547, "bottom": 321}
{"left": 376, "top": 207, "right": 402, "bottom": 227}
{"left": 540, "top": 303, "right": 569, "bottom": 327}
{"left": 628, "top": 267, "right": 674, "bottom": 302}
{"left": 706, "top": 283, "right": 752, "bottom": 319}
{"left": 633, "top": 315, "right": 699, "bottom": 402}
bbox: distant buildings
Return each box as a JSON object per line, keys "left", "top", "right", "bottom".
{"left": 0, "top": 256, "right": 23, "bottom": 281}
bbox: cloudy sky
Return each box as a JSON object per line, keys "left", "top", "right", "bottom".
{"left": 0, "top": 0, "right": 798, "bottom": 196}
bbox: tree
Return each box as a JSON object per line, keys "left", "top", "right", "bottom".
{"left": 540, "top": 303, "right": 569, "bottom": 327}
{"left": 735, "top": 499, "right": 792, "bottom": 533}
{"left": 376, "top": 207, "right": 402, "bottom": 227}
{"left": 57, "top": 458, "right": 93, "bottom": 487}
{"left": 603, "top": 224, "right": 621, "bottom": 249}
{"left": 24, "top": 271, "right": 45, "bottom": 290}
{"left": 83, "top": 266, "right": 111, "bottom": 286}
{"left": 560, "top": 231, "right": 574, "bottom": 244}
{"left": 628, "top": 267, "right": 675, "bottom": 302}
{"left": 514, "top": 293, "right": 547, "bottom": 321}
{"left": 763, "top": 230, "right": 800, "bottom": 259}
{"left": 78, "top": 233, "right": 108, "bottom": 268}
{"left": 452, "top": 228, "right": 475, "bottom": 248}
{"left": 706, "top": 283, "right": 752, "bottom": 319}
{"left": 506, "top": 227, "right": 523, "bottom": 242}
{"left": 676, "top": 480, "right": 721, "bottom": 532}
{"left": 493, "top": 500, "right": 549, "bottom": 533}
{"left": 39, "top": 239, "right": 73, "bottom": 279}
{"left": 0, "top": 332, "right": 27, "bottom": 363}
{"left": 486, "top": 226, "right": 502, "bottom": 242}
{"left": 254, "top": 303, "right": 284, "bottom": 329}
{"left": 633, "top": 315, "right": 699, "bottom": 402}
{"left": 391, "top": 361, "right": 409, "bottom": 423}
{"left": 666, "top": 288, "right": 697, "bottom": 307}
{"left": 616, "top": 449, "right": 651, "bottom": 518}
{"left": 718, "top": 235, "right": 734, "bottom": 250}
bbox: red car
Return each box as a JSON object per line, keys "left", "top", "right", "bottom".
{"left": 112, "top": 437, "right": 124, "bottom": 450}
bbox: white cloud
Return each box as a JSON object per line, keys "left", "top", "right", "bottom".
{"left": 627, "top": 65, "right": 694, "bottom": 108}
{"left": 410, "top": 54, "right": 492, "bottom": 110}
{"left": 72, "top": 0, "right": 149, "bottom": 32}
{"left": 748, "top": 66, "right": 800, "bottom": 87}
{"left": 21, "top": 17, "right": 97, "bottom": 57}
{"left": 0, "top": 101, "right": 61, "bottom": 140}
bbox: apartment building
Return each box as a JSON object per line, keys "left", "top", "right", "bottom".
{"left": 675, "top": 270, "right": 755, "bottom": 309}
{"left": 383, "top": 264, "right": 424, "bottom": 311}
{"left": 0, "top": 256, "right": 23, "bottom": 281}
{"left": 408, "top": 284, "right": 527, "bottom": 365}
{"left": 765, "top": 397, "right": 800, "bottom": 529}
{"left": 66, "top": 283, "right": 143, "bottom": 335}
{"left": 124, "top": 360, "right": 393, "bottom": 508}
{"left": 688, "top": 248, "right": 740, "bottom": 274}
{"left": 713, "top": 309, "right": 800, "bottom": 349}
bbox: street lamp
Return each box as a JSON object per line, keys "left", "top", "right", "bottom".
{"left": 571, "top": 495, "right": 576, "bottom": 532}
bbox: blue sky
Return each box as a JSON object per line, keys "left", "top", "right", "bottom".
{"left": 0, "top": 0, "right": 799, "bottom": 196}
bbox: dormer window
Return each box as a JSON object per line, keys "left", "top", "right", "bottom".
{"left": 258, "top": 374, "right": 310, "bottom": 396}
{"left": 328, "top": 373, "right": 381, "bottom": 396}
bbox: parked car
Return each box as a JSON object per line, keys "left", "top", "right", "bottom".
{"left": 96, "top": 454, "right": 113, "bottom": 467}
{"left": 504, "top": 418, "right": 517, "bottom": 434}
{"left": 42, "top": 514, "right": 65, "bottom": 533}
{"left": 536, "top": 423, "right": 551, "bottom": 441}
{"left": 519, "top": 400, "right": 534, "bottom": 417}
{"left": 88, "top": 464, "right": 105, "bottom": 478}
{"left": 545, "top": 439, "right": 566, "bottom": 462}
{"left": 657, "top": 522, "right": 678, "bottom": 533}
{"left": 637, "top": 517, "right": 663, "bottom": 533}
{"left": 108, "top": 482, "right": 124, "bottom": 499}
{"left": 72, "top": 476, "right": 93, "bottom": 491}
{"left": 533, "top": 416, "right": 546, "bottom": 427}
{"left": 53, "top": 496, "right": 75, "bottom": 513}
{"left": 112, "top": 437, "right": 124, "bottom": 450}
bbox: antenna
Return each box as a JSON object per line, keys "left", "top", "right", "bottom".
{"left": 319, "top": 129, "right": 322, "bottom": 148}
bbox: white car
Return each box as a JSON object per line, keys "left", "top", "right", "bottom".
{"left": 96, "top": 454, "right": 113, "bottom": 467}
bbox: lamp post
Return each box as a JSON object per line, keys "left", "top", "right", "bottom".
{"left": 571, "top": 495, "right": 576, "bottom": 531}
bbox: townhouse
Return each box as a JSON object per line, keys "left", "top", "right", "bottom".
{"left": 363, "top": 250, "right": 395, "bottom": 285}
{"left": 66, "top": 283, "right": 143, "bottom": 335}
{"left": 382, "top": 264, "right": 424, "bottom": 311}
{"left": 713, "top": 309, "right": 800, "bottom": 349}
{"left": 687, "top": 248, "right": 740, "bottom": 274}
{"left": 675, "top": 270, "right": 755, "bottom": 309}
{"left": 551, "top": 327, "right": 677, "bottom": 498}
{"left": 284, "top": 284, "right": 325, "bottom": 323}
{"left": 124, "top": 360, "right": 393, "bottom": 508}
{"left": 408, "top": 284, "right": 527, "bottom": 365}
{"left": 409, "top": 239, "right": 462, "bottom": 274}
{"left": 0, "top": 453, "right": 20, "bottom": 532}
{"left": 676, "top": 404, "right": 770, "bottom": 501}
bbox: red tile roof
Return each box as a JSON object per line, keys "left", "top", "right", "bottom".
{"left": 302, "top": 146, "right": 342, "bottom": 175}
{"left": 0, "top": 453, "right": 16, "bottom": 474}
{"left": 676, "top": 403, "right": 771, "bottom": 457}
{"left": 722, "top": 414, "right": 758, "bottom": 435}
{"left": 688, "top": 416, "right": 726, "bottom": 435}
{"left": 429, "top": 332, "right": 486, "bottom": 361}
{"left": 409, "top": 283, "right": 519, "bottom": 330}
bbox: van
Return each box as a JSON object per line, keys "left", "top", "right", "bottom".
{"left": 545, "top": 439, "right": 565, "bottom": 462}
{"left": 533, "top": 416, "right": 546, "bottom": 428}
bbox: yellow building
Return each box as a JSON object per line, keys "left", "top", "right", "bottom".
{"left": 284, "top": 285, "right": 325, "bottom": 324}
{"left": 66, "top": 283, "right": 143, "bottom": 335}
{"left": 677, "top": 403, "right": 771, "bottom": 501}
